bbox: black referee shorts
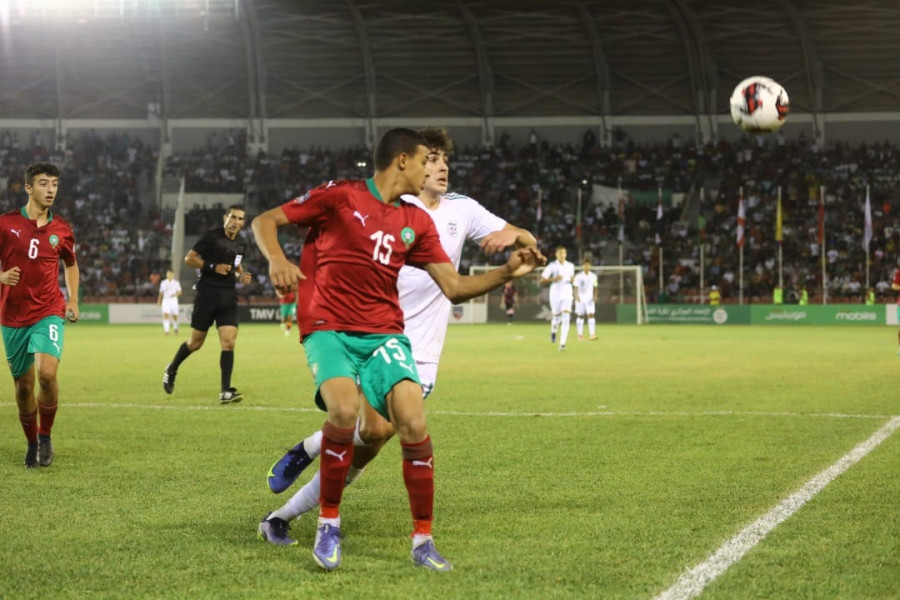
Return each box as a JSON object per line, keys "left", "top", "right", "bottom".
{"left": 191, "top": 283, "right": 239, "bottom": 331}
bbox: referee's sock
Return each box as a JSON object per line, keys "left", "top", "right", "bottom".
{"left": 171, "top": 342, "right": 192, "bottom": 371}
{"left": 220, "top": 350, "right": 234, "bottom": 391}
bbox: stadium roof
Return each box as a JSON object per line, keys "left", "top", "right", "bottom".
{"left": 1, "top": 0, "right": 898, "bottom": 121}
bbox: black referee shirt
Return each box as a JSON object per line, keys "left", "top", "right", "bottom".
{"left": 193, "top": 227, "right": 249, "bottom": 289}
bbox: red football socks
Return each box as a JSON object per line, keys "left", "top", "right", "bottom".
{"left": 318, "top": 421, "right": 354, "bottom": 519}
{"left": 19, "top": 410, "right": 38, "bottom": 443}
{"left": 401, "top": 436, "right": 435, "bottom": 536}
{"left": 38, "top": 402, "right": 57, "bottom": 437}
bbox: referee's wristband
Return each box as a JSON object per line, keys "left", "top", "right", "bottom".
{"left": 204, "top": 261, "right": 215, "bottom": 273}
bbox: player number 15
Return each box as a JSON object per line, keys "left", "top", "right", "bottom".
{"left": 369, "top": 230, "right": 394, "bottom": 265}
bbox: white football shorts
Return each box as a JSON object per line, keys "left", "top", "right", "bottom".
{"left": 575, "top": 299, "right": 596, "bottom": 316}
{"left": 161, "top": 298, "right": 180, "bottom": 315}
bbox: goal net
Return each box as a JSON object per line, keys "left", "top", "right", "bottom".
{"left": 467, "top": 264, "right": 648, "bottom": 324}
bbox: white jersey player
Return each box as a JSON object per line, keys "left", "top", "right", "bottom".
{"left": 398, "top": 192, "right": 506, "bottom": 396}
{"left": 539, "top": 247, "right": 575, "bottom": 350}
{"left": 157, "top": 269, "right": 182, "bottom": 335}
{"left": 258, "top": 128, "right": 538, "bottom": 536}
{"left": 573, "top": 259, "right": 598, "bottom": 341}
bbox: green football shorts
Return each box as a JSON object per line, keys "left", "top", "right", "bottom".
{"left": 302, "top": 330, "right": 421, "bottom": 421}
{"left": 2, "top": 315, "right": 66, "bottom": 378}
{"left": 280, "top": 304, "right": 296, "bottom": 319}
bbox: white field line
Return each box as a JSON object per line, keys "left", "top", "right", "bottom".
{"left": 0, "top": 402, "right": 892, "bottom": 420}
{"left": 653, "top": 415, "right": 900, "bottom": 600}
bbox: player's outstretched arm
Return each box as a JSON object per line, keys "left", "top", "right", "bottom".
{"left": 251, "top": 207, "right": 304, "bottom": 291}
{"left": 425, "top": 247, "right": 546, "bottom": 304}
{"left": 479, "top": 224, "right": 537, "bottom": 254}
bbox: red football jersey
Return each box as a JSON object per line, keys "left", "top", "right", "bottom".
{"left": 280, "top": 179, "right": 450, "bottom": 334}
{"left": 278, "top": 290, "right": 296, "bottom": 305}
{"left": 0, "top": 208, "right": 77, "bottom": 327}
{"left": 294, "top": 228, "right": 318, "bottom": 340}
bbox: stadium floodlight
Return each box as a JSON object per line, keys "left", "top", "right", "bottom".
{"left": 0, "top": 0, "right": 111, "bottom": 22}
{"left": 0, "top": 0, "right": 238, "bottom": 22}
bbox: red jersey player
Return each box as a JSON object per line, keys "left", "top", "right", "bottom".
{"left": 276, "top": 287, "right": 297, "bottom": 336}
{"left": 252, "top": 128, "right": 544, "bottom": 572}
{"left": 0, "top": 162, "right": 79, "bottom": 469}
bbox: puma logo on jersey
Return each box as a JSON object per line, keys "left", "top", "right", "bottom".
{"left": 412, "top": 457, "right": 434, "bottom": 469}
{"left": 399, "top": 362, "right": 415, "bottom": 374}
{"left": 324, "top": 449, "right": 348, "bottom": 461}
{"left": 9, "top": 229, "right": 21, "bottom": 238}
{"left": 325, "top": 180, "right": 336, "bottom": 188}
{"left": 352, "top": 211, "right": 369, "bottom": 227}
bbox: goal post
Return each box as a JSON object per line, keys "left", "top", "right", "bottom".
{"left": 467, "top": 264, "right": 648, "bottom": 324}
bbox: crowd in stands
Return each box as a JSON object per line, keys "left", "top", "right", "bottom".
{"left": 171, "top": 130, "right": 900, "bottom": 304}
{"left": 0, "top": 129, "right": 167, "bottom": 301}
{"left": 3, "top": 127, "right": 899, "bottom": 305}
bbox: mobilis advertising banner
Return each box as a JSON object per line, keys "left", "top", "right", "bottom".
{"left": 751, "top": 305, "right": 883, "bottom": 325}
{"left": 617, "top": 304, "right": 886, "bottom": 325}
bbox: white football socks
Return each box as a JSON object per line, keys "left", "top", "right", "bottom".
{"left": 559, "top": 313, "right": 571, "bottom": 347}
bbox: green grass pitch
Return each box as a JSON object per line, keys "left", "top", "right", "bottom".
{"left": 0, "top": 323, "right": 898, "bottom": 599}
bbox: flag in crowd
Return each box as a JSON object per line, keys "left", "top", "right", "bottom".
{"left": 736, "top": 192, "right": 746, "bottom": 248}
{"left": 817, "top": 188, "right": 825, "bottom": 246}
{"left": 863, "top": 186, "right": 872, "bottom": 252}
{"left": 655, "top": 190, "right": 663, "bottom": 246}
{"left": 775, "top": 191, "right": 783, "bottom": 244}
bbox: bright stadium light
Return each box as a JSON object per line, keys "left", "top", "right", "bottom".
{"left": 0, "top": 0, "right": 237, "bottom": 22}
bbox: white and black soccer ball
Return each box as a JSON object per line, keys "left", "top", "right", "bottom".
{"left": 729, "top": 76, "right": 790, "bottom": 133}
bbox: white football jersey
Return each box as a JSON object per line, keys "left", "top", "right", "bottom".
{"left": 159, "top": 278, "right": 182, "bottom": 299}
{"left": 541, "top": 260, "right": 575, "bottom": 299}
{"left": 574, "top": 271, "right": 598, "bottom": 301}
{"left": 398, "top": 192, "right": 506, "bottom": 364}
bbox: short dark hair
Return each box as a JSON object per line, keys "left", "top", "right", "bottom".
{"left": 418, "top": 127, "right": 454, "bottom": 156}
{"left": 226, "top": 204, "right": 245, "bottom": 215}
{"left": 25, "top": 162, "right": 60, "bottom": 186}
{"left": 374, "top": 128, "right": 427, "bottom": 171}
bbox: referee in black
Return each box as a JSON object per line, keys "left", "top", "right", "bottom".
{"left": 163, "top": 205, "right": 253, "bottom": 404}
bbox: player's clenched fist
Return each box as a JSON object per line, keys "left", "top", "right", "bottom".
{"left": 506, "top": 247, "right": 546, "bottom": 279}
{"left": 268, "top": 254, "right": 305, "bottom": 292}
{"left": 0, "top": 266, "right": 21, "bottom": 286}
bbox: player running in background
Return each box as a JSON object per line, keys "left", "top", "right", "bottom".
{"left": 258, "top": 127, "right": 537, "bottom": 547}
{"left": 276, "top": 287, "right": 297, "bottom": 336}
{"left": 573, "top": 258, "right": 598, "bottom": 341}
{"left": 158, "top": 269, "right": 182, "bottom": 335}
{"left": 162, "top": 205, "right": 253, "bottom": 404}
{"left": 539, "top": 246, "right": 575, "bottom": 350}
{"left": 251, "top": 127, "right": 544, "bottom": 572}
{"left": 503, "top": 281, "right": 517, "bottom": 325}
{"left": 0, "top": 162, "right": 79, "bottom": 469}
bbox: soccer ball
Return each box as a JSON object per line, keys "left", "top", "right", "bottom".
{"left": 729, "top": 76, "right": 790, "bottom": 133}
